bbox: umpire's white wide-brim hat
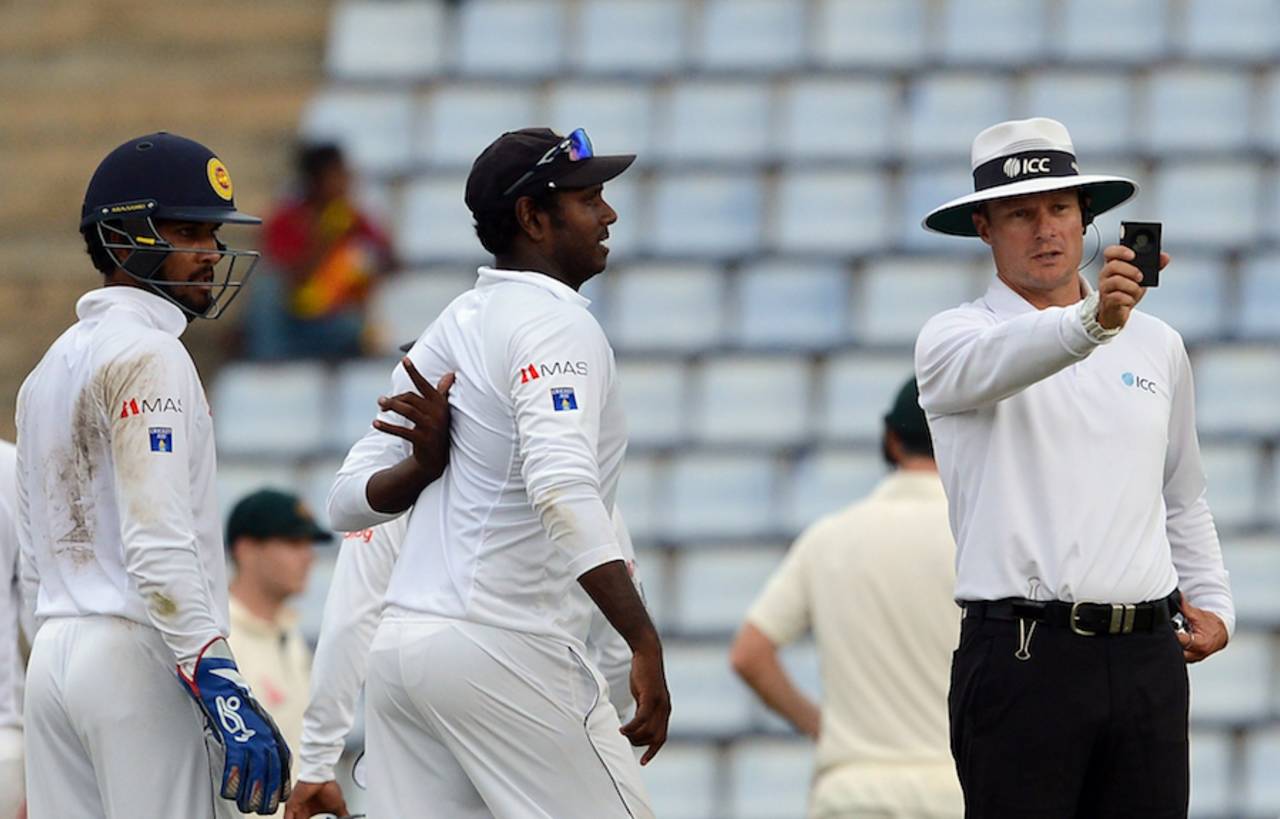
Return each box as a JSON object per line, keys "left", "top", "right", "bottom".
{"left": 922, "top": 117, "right": 1138, "bottom": 237}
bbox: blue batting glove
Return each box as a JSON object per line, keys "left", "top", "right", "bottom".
{"left": 180, "top": 637, "right": 292, "bottom": 814}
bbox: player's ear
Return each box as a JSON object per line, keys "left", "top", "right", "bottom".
{"left": 514, "top": 196, "right": 548, "bottom": 244}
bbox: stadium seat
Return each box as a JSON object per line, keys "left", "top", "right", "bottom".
{"left": 1020, "top": 71, "right": 1136, "bottom": 155}
{"left": 595, "top": 175, "right": 645, "bottom": 259}
{"left": 1053, "top": 0, "right": 1170, "bottom": 64}
{"left": 367, "top": 270, "right": 473, "bottom": 356}
{"left": 573, "top": 0, "right": 688, "bottom": 76}
{"left": 417, "top": 85, "right": 540, "bottom": 170}
{"left": 661, "top": 80, "right": 773, "bottom": 164}
{"left": 1151, "top": 161, "right": 1265, "bottom": 249}
{"left": 1144, "top": 67, "right": 1254, "bottom": 153}
{"left": 732, "top": 261, "right": 851, "bottom": 350}
{"left": 777, "top": 77, "right": 898, "bottom": 161}
{"left": 817, "top": 352, "right": 918, "bottom": 442}
{"left": 649, "top": 172, "right": 765, "bottom": 257}
{"left": 616, "top": 453, "right": 658, "bottom": 542}
{"left": 1181, "top": 0, "right": 1280, "bottom": 61}
{"left": 454, "top": 0, "right": 566, "bottom": 76}
{"left": 783, "top": 449, "right": 887, "bottom": 534}
{"left": 615, "top": 357, "right": 691, "bottom": 448}
{"left": 397, "top": 174, "right": 482, "bottom": 262}
{"left": 216, "top": 461, "right": 301, "bottom": 522}
{"left": 696, "top": 0, "right": 805, "bottom": 71}
{"left": 671, "top": 546, "right": 786, "bottom": 634}
{"left": 904, "top": 74, "right": 1014, "bottom": 160}
{"left": 1198, "top": 442, "right": 1265, "bottom": 529}
{"left": 663, "top": 452, "right": 778, "bottom": 540}
{"left": 857, "top": 257, "right": 984, "bottom": 345}
{"left": 725, "top": 738, "right": 815, "bottom": 819}
{"left": 296, "top": 456, "right": 347, "bottom": 531}
{"left": 1264, "top": 69, "right": 1280, "bottom": 151}
{"left": 638, "top": 742, "right": 720, "bottom": 819}
{"left": 325, "top": 1, "right": 446, "bottom": 80}
{"left": 770, "top": 169, "right": 892, "bottom": 256}
{"left": 331, "top": 359, "right": 396, "bottom": 451}
{"left": 939, "top": 0, "right": 1047, "bottom": 66}
{"left": 897, "top": 165, "right": 990, "bottom": 251}
{"left": 664, "top": 642, "right": 756, "bottom": 736}
{"left": 1194, "top": 346, "right": 1280, "bottom": 437}
{"left": 691, "top": 355, "right": 813, "bottom": 446}
{"left": 1244, "top": 725, "right": 1280, "bottom": 813}
{"left": 1225, "top": 536, "right": 1280, "bottom": 627}
{"left": 607, "top": 262, "right": 726, "bottom": 353}
{"left": 300, "top": 90, "right": 416, "bottom": 175}
{"left": 632, "top": 546, "right": 669, "bottom": 630}
{"left": 1188, "top": 631, "right": 1272, "bottom": 722}
{"left": 214, "top": 363, "right": 330, "bottom": 457}
{"left": 812, "top": 0, "right": 928, "bottom": 69}
{"left": 545, "top": 81, "right": 655, "bottom": 159}
{"left": 1188, "top": 730, "right": 1233, "bottom": 817}
{"left": 1238, "top": 254, "right": 1280, "bottom": 340}
{"left": 1135, "top": 253, "right": 1226, "bottom": 343}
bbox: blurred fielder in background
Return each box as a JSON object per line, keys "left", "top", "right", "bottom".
{"left": 15, "top": 133, "right": 291, "bottom": 817}
{"left": 731, "top": 378, "right": 963, "bottom": 819}
{"left": 916, "top": 117, "right": 1234, "bottom": 816}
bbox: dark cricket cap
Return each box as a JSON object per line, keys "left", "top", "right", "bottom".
{"left": 226, "top": 488, "right": 334, "bottom": 545}
{"left": 464, "top": 127, "right": 635, "bottom": 218}
{"left": 883, "top": 377, "right": 931, "bottom": 446}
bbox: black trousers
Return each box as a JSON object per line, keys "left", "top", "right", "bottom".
{"left": 949, "top": 610, "right": 1190, "bottom": 818}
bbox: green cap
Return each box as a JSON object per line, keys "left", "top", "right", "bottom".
{"left": 226, "top": 488, "right": 334, "bottom": 545}
{"left": 883, "top": 377, "right": 932, "bottom": 451}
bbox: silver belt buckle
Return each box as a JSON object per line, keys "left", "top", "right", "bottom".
{"left": 1070, "top": 601, "right": 1097, "bottom": 636}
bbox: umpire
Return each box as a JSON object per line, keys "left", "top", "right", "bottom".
{"left": 914, "top": 117, "right": 1233, "bottom": 817}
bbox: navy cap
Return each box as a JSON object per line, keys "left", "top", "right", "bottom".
{"left": 81, "top": 132, "right": 260, "bottom": 229}
{"left": 226, "top": 489, "right": 334, "bottom": 546}
{"left": 884, "top": 377, "right": 931, "bottom": 450}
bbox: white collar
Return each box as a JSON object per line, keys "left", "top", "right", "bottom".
{"left": 76, "top": 286, "right": 188, "bottom": 338}
{"left": 475, "top": 266, "right": 591, "bottom": 309}
{"left": 983, "top": 274, "right": 1094, "bottom": 319}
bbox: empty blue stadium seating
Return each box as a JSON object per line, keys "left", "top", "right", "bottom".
{"left": 1021, "top": 71, "right": 1136, "bottom": 154}
{"left": 662, "top": 81, "right": 773, "bottom": 164}
{"left": 1054, "top": 0, "right": 1170, "bottom": 64}
{"left": 301, "top": 90, "right": 416, "bottom": 174}
{"left": 545, "top": 81, "right": 655, "bottom": 159}
{"left": 455, "top": 0, "right": 566, "bottom": 76}
{"left": 325, "top": 1, "right": 445, "bottom": 80}
{"left": 732, "top": 261, "right": 851, "bottom": 350}
{"left": 1194, "top": 346, "right": 1280, "bottom": 437}
{"left": 771, "top": 169, "right": 892, "bottom": 255}
{"left": 638, "top": 742, "right": 720, "bottom": 819}
{"left": 214, "top": 363, "right": 330, "bottom": 457}
{"left": 1189, "top": 730, "right": 1233, "bottom": 817}
{"left": 811, "top": 0, "right": 928, "bottom": 69}
{"left": 672, "top": 546, "right": 786, "bottom": 634}
{"left": 606, "top": 262, "right": 726, "bottom": 352}
{"left": 573, "top": 0, "right": 688, "bottom": 76}
{"left": 1227, "top": 536, "right": 1280, "bottom": 626}
{"left": 692, "top": 355, "right": 813, "bottom": 446}
{"left": 1264, "top": 69, "right": 1280, "bottom": 151}
{"left": 663, "top": 453, "right": 778, "bottom": 540}
{"left": 1244, "top": 726, "right": 1280, "bottom": 813}
{"left": 297, "top": 456, "right": 347, "bottom": 530}
{"left": 725, "top": 738, "right": 815, "bottom": 819}
{"left": 633, "top": 546, "right": 669, "bottom": 629}
{"left": 696, "top": 0, "right": 805, "bottom": 71}
{"left": 857, "top": 257, "right": 984, "bottom": 345}
{"left": 615, "top": 453, "right": 658, "bottom": 542}
{"left": 664, "top": 642, "right": 756, "bottom": 736}
{"left": 784, "top": 449, "right": 887, "bottom": 534}
{"left": 615, "top": 357, "right": 690, "bottom": 447}
{"left": 1136, "top": 253, "right": 1227, "bottom": 342}
{"left": 1152, "top": 160, "right": 1266, "bottom": 248}
{"left": 331, "top": 359, "right": 395, "bottom": 451}
{"left": 1199, "top": 442, "right": 1264, "bottom": 529}
{"left": 817, "top": 352, "right": 918, "bottom": 442}
{"left": 905, "top": 74, "right": 1014, "bottom": 160}
{"left": 1181, "top": 0, "right": 1280, "bottom": 61}
{"left": 1188, "top": 631, "right": 1272, "bottom": 722}
{"left": 777, "top": 77, "right": 898, "bottom": 161}
{"left": 649, "top": 173, "right": 765, "bottom": 257}
{"left": 1144, "top": 67, "right": 1254, "bottom": 153}
{"left": 418, "top": 84, "right": 539, "bottom": 169}
{"left": 939, "top": 0, "right": 1047, "bottom": 66}
{"left": 216, "top": 461, "right": 302, "bottom": 522}
{"left": 897, "top": 165, "right": 988, "bottom": 250}
{"left": 367, "top": 270, "right": 473, "bottom": 356}
{"left": 397, "top": 174, "right": 482, "bottom": 261}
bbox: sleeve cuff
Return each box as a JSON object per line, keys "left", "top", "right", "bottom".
{"left": 568, "top": 542, "right": 626, "bottom": 579}
{"left": 295, "top": 750, "right": 341, "bottom": 784}
{"left": 1076, "top": 291, "right": 1121, "bottom": 347}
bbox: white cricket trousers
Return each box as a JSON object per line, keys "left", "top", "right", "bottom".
{"left": 24, "top": 616, "right": 237, "bottom": 819}
{"left": 365, "top": 617, "right": 655, "bottom": 819}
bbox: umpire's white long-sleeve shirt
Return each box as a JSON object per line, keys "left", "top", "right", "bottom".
{"left": 915, "top": 276, "right": 1234, "bottom": 635}
{"left": 328, "top": 267, "right": 627, "bottom": 648}
{"left": 16, "top": 287, "right": 228, "bottom": 674}
{"left": 296, "top": 508, "right": 641, "bottom": 784}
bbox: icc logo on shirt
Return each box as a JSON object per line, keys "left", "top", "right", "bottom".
{"left": 1121, "top": 372, "right": 1157, "bottom": 394}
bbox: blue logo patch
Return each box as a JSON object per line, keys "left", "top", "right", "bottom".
{"left": 551, "top": 387, "right": 578, "bottom": 412}
{"left": 149, "top": 427, "right": 173, "bottom": 453}
{"left": 1121, "top": 372, "right": 1135, "bottom": 386}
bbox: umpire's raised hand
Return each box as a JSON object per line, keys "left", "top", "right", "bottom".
{"left": 1096, "top": 244, "right": 1171, "bottom": 330}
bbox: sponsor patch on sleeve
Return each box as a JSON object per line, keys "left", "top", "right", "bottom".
{"left": 551, "top": 387, "right": 578, "bottom": 412}
{"left": 148, "top": 427, "right": 173, "bottom": 453}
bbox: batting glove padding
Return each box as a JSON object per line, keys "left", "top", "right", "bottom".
{"left": 180, "top": 637, "right": 293, "bottom": 814}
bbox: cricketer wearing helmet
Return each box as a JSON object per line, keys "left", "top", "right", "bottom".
{"left": 15, "top": 133, "right": 290, "bottom": 818}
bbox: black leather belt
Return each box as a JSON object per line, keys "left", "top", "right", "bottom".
{"left": 963, "top": 591, "right": 1181, "bottom": 636}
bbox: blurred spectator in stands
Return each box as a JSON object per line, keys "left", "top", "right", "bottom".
{"left": 225, "top": 488, "right": 334, "bottom": 816}
{"left": 245, "top": 142, "right": 394, "bottom": 361}
{"left": 730, "top": 378, "right": 962, "bottom": 819}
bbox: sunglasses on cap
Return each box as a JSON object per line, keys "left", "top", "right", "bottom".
{"left": 502, "top": 128, "right": 595, "bottom": 197}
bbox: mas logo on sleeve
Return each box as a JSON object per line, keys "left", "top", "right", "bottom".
{"left": 519, "top": 361, "right": 589, "bottom": 384}
{"left": 551, "top": 387, "right": 578, "bottom": 412}
{"left": 149, "top": 427, "right": 174, "bottom": 453}
{"left": 120, "top": 396, "right": 184, "bottom": 418}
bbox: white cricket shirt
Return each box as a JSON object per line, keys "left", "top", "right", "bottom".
{"left": 297, "top": 507, "right": 640, "bottom": 784}
{"left": 745, "top": 471, "right": 962, "bottom": 815}
{"left": 915, "top": 276, "right": 1234, "bottom": 634}
{"left": 328, "top": 267, "right": 626, "bottom": 649}
{"left": 16, "top": 287, "right": 228, "bottom": 673}
{"left": 0, "top": 441, "right": 23, "bottom": 733}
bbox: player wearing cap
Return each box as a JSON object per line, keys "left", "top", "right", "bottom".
{"left": 16, "top": 133, "right": 291, "bottom": 818}
{"left": 915, "top": 118, "right": 1232, "bottom": 815}
{"left": 327, "top": 128, "right": 665, "bottom": 818}
{"left": 284, "top": 506, "right": 645, "bottom": 819}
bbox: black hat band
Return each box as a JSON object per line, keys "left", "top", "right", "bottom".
{"left": 972, "top": 149, "right": 1079, "bottom": 192}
